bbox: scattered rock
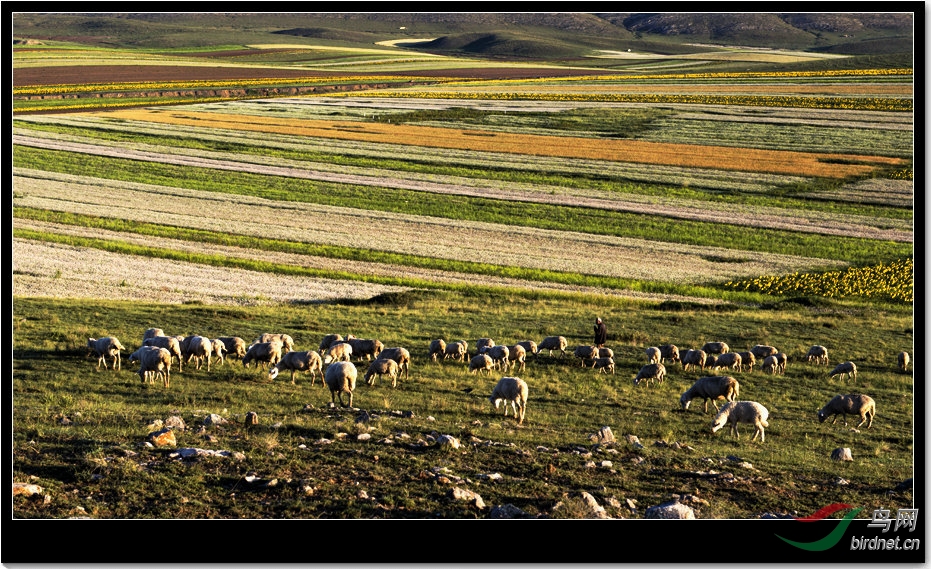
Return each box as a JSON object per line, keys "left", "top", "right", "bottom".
{"left": 590, "top": 426, "right": 615, "bottom": 444}
{"left": 451, "top": 487, "right": 485, "bottom": 509}
{"left": 165, "top": 416, "right": 186, "bottom": 431}
{"left": 147, "top": 428, "right": 177, "bottom": 447}
{"left": 204, "top": 413, "right": 227, "bottom": 426}
{"left": 489, "top": 503, "right": 532, "bottom": 519}
{"left": 437, "top": 434, "right": 461, "bottom": 449}
{"left": 357, "top": 433, "right": 372, "bottom": 441}
{"left": 13, "top": 483, "right": 43, "bottom": 497}
{"left": 645, "top": 500, "right": 696, "bottom": 519}
{"left": 831, "top": 447, "right": 853, "bottom": 461}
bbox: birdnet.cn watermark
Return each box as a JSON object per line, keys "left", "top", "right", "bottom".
{"left": 850, "top": 507, "right": 920, "bottom": 551}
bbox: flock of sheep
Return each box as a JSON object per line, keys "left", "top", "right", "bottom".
{"left": 86, "top": 329, "right": 908, "bottom": 437}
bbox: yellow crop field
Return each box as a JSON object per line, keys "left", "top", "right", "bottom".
{"left": 98, "top": 108, "right": 905, "bottom": 178}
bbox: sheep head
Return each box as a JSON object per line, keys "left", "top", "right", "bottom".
{"left": 269, "top": 367, "right": 280, "bottom": 380}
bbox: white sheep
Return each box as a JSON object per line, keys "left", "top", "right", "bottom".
{"left": 323, "top": 341, "right": 353, "bottom": 364}
{"left": 429, "top": 339, "right": 447, "bottom": 363}
{"left": 87, "top": 337, "right": 125, "bottom": 371}
{"left": 483, "top": 345, "right": 510, "bottom": 371}
{"left": 634, "top": 362, "right": 666, "bottom": 386}
{"left": 377, "top": 347, "right": 411, "bottom": 381}
{"left": 506, "top": 344, "right": 527, "bottom": 373}
{"left": 775, "top": 352, "right": 788, "bottom": 374}
{"left": 318, "top": 334, "right": 344, "bottom": 354}
{"left": 516, "top": 340, "right": 538, "bottom": 359}
{"left": 538, "top": 336, "right": 568, "bottom": 358}
{"left": 898, "top": 351, "right": 910, "bottom": 372}
{"left": 598, "top": 347, "right": 614, "bottom": 360}
{"left": 737, "top": 351, "right": 755, "bottom": 372}
{"left": 181, "top": 335, "right": 213, "bottom": 371}
{"left": 469, "top": 353, "right": 494, "bottom": 375}
{"left": 645, "top": 347, "right": 661, "bottom": 365}
{"left": 701, "top": 341, "right": 730, "bottom": 355}
{"left": 142, "top": 328, "right": 165, "bottom": 342}
{"left": 489, "top": 376, "right": 528, "bottom": 424}
{"left": 324, "top": 360, "right": 358, "bottom": 408}
{"left": 818, "top": 394, "right": 875, "bottom": 429}
{"left": 806, "top": 345, "right": 829, "bottom": 366}
{"left": 143, "top": 335, "right": 184, "bottom": 373}
{"left": 443, "top": 340, "right": 468, "bottom": 362}
{"left": 345, "top": 335, "right": 384, "bottom": 361}
{"left": 680, "top": 375, "right": 740, "bottom": 413}
{"left": 750, "top": 344, "right": 778, "bottom": 361}
{"left": 573, "top": 345, "right": 598, "bottom": 367}
{"left": 659, "top": 344, "right": 680, "bottom": 365}
{"left": 217, "top": 336, "right": 247, "bottom": 361}
{"left": 681, "top": 349, "right": 707, "bottom": 372}
{"left": 363, "top": 358, "right": 400, "bottom": 388}
{"left": 475, "top": 338, "right": 495, "bottom": 354}
{"left": 829, "top": 361, "right": 857, "bottom": 381}
{"left": 129, "top": 346, "right": 172, "bottom": 387}
{"left": 254, "top": 333, "right": 295, "bottom": 354}
{"left": 591, "top": 357, "right": 615, "bottom": 375}
{"left": 242, "top": 340, "right": 283, "bottom": 369}
{"left": 711, "top": 352, "right": 742, "bottom": 374}
{"left": 210, "top": 339, "right": 228, "bottom": 366}
{"left": 711, "top": 401, "right": 770, "bottom": 442}
{"left": 270, "top": 350, "right": 324, "bottom": 386}
{"left": 761, "top": 355, "right": 780, "bottom": 375}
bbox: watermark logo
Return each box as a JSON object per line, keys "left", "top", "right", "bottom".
{"left": 776, "top": 503, "right": 863, "bottom": 551}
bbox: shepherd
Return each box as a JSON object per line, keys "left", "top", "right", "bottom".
{"left": 594, "top": 317, "right": 607, "bottom": 348}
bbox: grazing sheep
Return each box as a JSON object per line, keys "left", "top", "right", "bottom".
{"left": 761, "top": 355, "right": 780, "bottom": 375}
{"left": 143, "top": 328, "right": 165, "bottom": 342}
{"left": 318, "top": 334, "right": 344, "bottom": 354}
{"left": 181, "top": 335, "right": 213, "bottom": 372}
{"left": 429, "top": 339, "right": 447, "bottom": 362}
{"left": 898, "top": 351, "right": 910, "bottom": 372}
{"left": 324, "top": 361, "right": 358, "bottom": 408}
{"left": 254, "top": 333, "right": 295, "bottom": 354}
{"left": 702, "top": 342, "right": 730, "bottom": 355}
{"left": 443, "top": 340, "right": 468, "bottom": 362}
{"left": 516, "top": 340, "right": 538, "bottom": 359}
{"left": 591, "top": 357, "right": 615, "bottom": 375}
{"left": 598, "top": 347, "right": 614, "bottom": 360}
{"left": 469, "top": 354, "right": 495, "bottom": 375}
{"left": 87, "top": 337, "right": 125, "bottom": 371}
{"left": 129, "top": 346, "right": 172, "bottom": 387}
{"left": 489, "top": 376, "right": 528, "bottom": 425}
{"left": 645, "top": 347, "right": 661, "bottom": 365}
{"left": 806, "top": 345, "right": 829, "bottom": 366}
{"left": 270, "top": 350, "right": 324, "bottom": 386}
{"left": 680, "top": 376, "right": 740, "bottom": 413}
{"left": 345, "top": 335, "right": 384, "bottom": 361}
{"left": 210, "top": 339, "right": 228, "bottom": 366}
{"left": 750, "top": 344, "right": 778, "bottom": 361}
{"left": 217, "top": 336, "right": 247, "bottom": 361}
{"left": 659, "top": 344, "right": 680, "bottom": 365}
{"left": 705, "top": 355, "right": 717, "bottom": 370}
{"left": 377, "top": 347, "right": 411, "bottom": 380}
{"left": 483, "top": 345, "right": 510, "bottom": 371}
{"left": 143, "top": 335, "right": 184, "bottom": 373}
{"left": 506, "top": 344, "right": 527, "bottom": 373}
{"left": 243, "top": 340, "right": 283, "bottom": 370}
{"left": 712, "top": 352, "right": 742, "bottom": 374}
{"left": 573, "top": 345, "right": 599, "bottom": 367}
{"left": 634, "top": 362, "right": 666, "bottom": 386}
{"left": 681, "top": 349, "right": 707, "bottom": 372}
{"left": 817, "top": 394, "right": 875, "bottom": 429}
{"left": 829, "top": 361, "right": 857, "bottom": 381}
{"left": 538, "top": 336, "right": 568, "bottom": 358}
{"left": 775, "top": 352, "right": 788, "bottom": 374}
{"left": 364, "top": 358, "right": 400, "bottom": 388}
{"left": 475, "top": 338, "right": 495, "bottom": 354}
{"left": 323, "top": 341, "right": 353, "bottom": 364}
{"left": 737, "top": 351, "right": 756, "bottom": 372}
{"left": 711, "top": 401, "right": 770, "bottom": 442}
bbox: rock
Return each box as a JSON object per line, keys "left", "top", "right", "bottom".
{"left": 451, "top": 487, "right": 485, "bottom": 509}
{"left": 357, "top": 433, "right": 372, "bottom": 441}
{"left": 644, "top": 501, "right": 696, "bottom": 519}
{"left": 489, "top": 504, "right": 532, "bottom": 519}
{"left": 831, "top": 447, "right": 853, "bottom": 461}
{"left": 147, "top": 427, "right": 177, "bottom": 447}
{"left": 204, "top": 413, "right": 227, "bottom": 426}
{"left": 165, "top": 416, "right": 186, "bottom": 431}
{"left": 590, "top": 426, "right": 615, "bottom": 444}
{"left": 437, "top": 435, "right": 461, "bottom": 449}
{"left": 580, "top": 492, "right": 610, "bottom": 519}
{"left": 13, "top": 483, "right": 43, "bottom": 497}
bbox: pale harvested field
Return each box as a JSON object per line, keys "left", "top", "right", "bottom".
{"left": 13, "top": 172, "right": 849, "bottom": 285}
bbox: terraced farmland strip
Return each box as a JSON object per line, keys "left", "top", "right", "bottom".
{"left": 97, "top": 108, "right": 905, "bottom": 178}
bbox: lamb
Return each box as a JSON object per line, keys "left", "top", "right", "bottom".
{"left": 898, "top": 351, "right": 910, "bottom": 372}
{"left": 645, "top": 347, "right": 661, "bottom": 365}
{"left": 181, "top": 335, "right": 213, "bottom": 372}
{"left": 210, "top": 339, "right": 228, "bottom": 366}
{"left": 483, "top": 345, "right": 510, "bottom": 371}
{"left": 711, "top": 401, "right": 770, "bottom": 442}
{"left": 443, "top": 340, "right": 468, "bottom": 362}
{"left": 659, "top": 344, "right": 680, "bottom": 365}
{"left": 143, "top": 335, "right": 184, "bottom": 373}
{"left": 806, "top": 345, "right": 829, "bottom": 366}
{"left": 817, "top": 394, "right": 875, "bottom": 429}
{"left": 573, "top": 345, "right": 599, "bottom": 367}
{"left": 142, "top": 328, "right": 165, "bottom": 342}
{"left": 516, "top": 340, "right": 538, "bottom": 359}
{"left": 345, "top": 335, "right": 384, "bottom": 361}
{"left": 761, "top": 355, "right": 780, "bottom": 375}
{"left": 701, "top": 342, "right": 730, "bottom": 355}
{"left": 270, "top": 350, "right": 324, "bottom": 386}
{"left": 681, "top": 349, "right": 707, "bottom": 372}
{"left": 634, "top": 362, "right": 666, "bottom": 386}
{"left": 489, "top": 376, "right": 528, "bottom": 425}
{"left": 829, "top": 361, "right": 857, "bottom": 381}
{"left": 87, "top": 337, "right": 125, "bottom": 371}
{"left": 775, "top": 352, "right": 788, "bottom": 375}
{"left": 129, "top": 346, "right": 172, "bottom": 387}
{"left": 242, "top": 340, "right": 283, "bottom": 369}
{"left": 680, "top": 375, "right": 740, "bottom": 413}
{"left": 737, "top": 351, "right": 756, "bottom": 372}
{"left": 324, "top": 361, "right": 358, "bottom": 408}
{"left": 363, "top": 358, "right": 400, "bottom": 388}
{"left": 217, "top": 336, "right": 247, "bottom": 361}
{"left": 591, "top": 357, "right": 615, "bottom": 375}
{"left": 712, "top": 352, "right": 742, "bottom": 374}
{"left": 506, "top": 344, "right": 527, "bottom": 373}
{"left": 429, "top": 339, "right": 447, "bottom": 362}
{"left": 469, "top": 354, "right": 495, "bottom": 375}
{"left": 323, "top": 341, "right": 353, "bottom": 364}
{"left": 254, "top": 333, "right": 295, "bottom": 354}
{"left": 318, "top": 334, "right": 344, "bottom": 354}
{"left": 538, "top": 336, "right": 568, "bottom": 358}
{"left": 377, "top": 347, "right": 411, "bottom": 380}
{"left": 751, "top": 344, "right": 778, "bottom": 361}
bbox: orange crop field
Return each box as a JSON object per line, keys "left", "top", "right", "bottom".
{"left": 99, "top": 108, "right": 905, "bottom": 178}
